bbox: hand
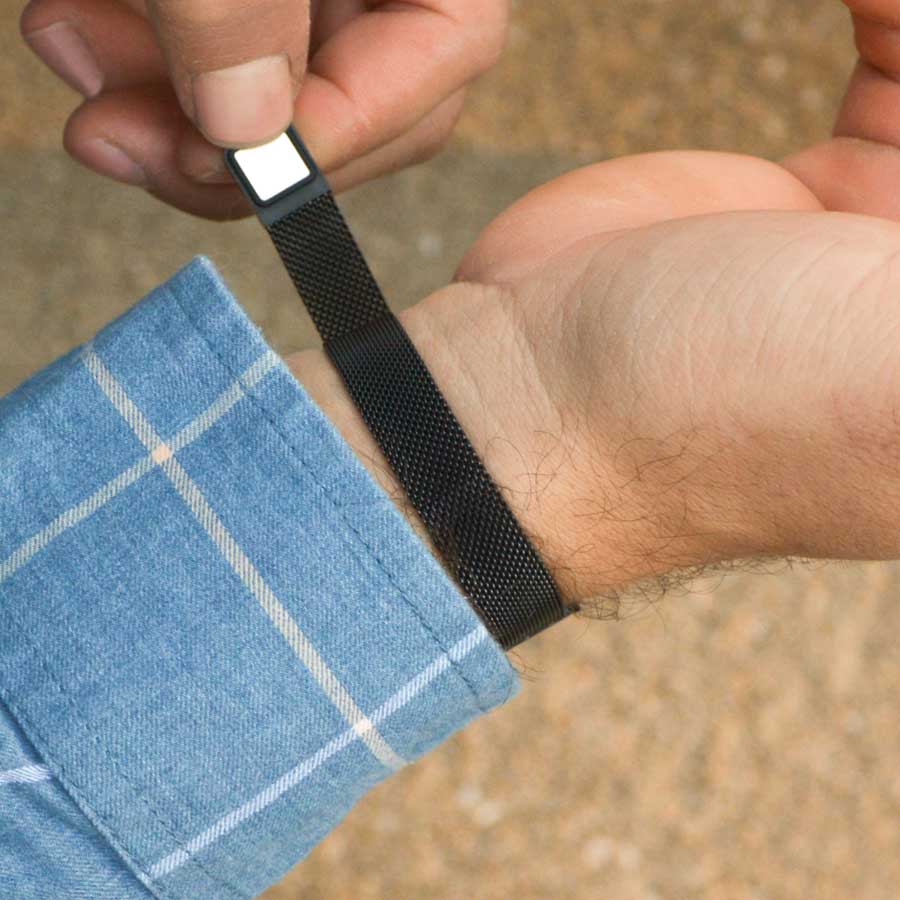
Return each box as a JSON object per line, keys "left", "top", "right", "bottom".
{"left": 290, "top": 149, "right": 900, "bottom": 609}
{"left": 287, "top": 0, "right": 900, "bottom": 609}
{"left": 20, "top": 0, "right": 507, "bottom": 219}
{"left": 785, "top": 0, "right": 900, "bottom": 220}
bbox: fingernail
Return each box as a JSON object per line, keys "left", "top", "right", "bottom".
{"left": 79, "top": 140, "right": 147, "bottom": 186}
{"left": 192, "top": 54, "right": 293, "bottom": 148}
{"left": 24, "top": 22, "right": 103, "bottom": 98}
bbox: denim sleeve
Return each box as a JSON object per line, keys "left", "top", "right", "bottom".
{"left": 0, "top": 257, "right": 519, "bottom": 900}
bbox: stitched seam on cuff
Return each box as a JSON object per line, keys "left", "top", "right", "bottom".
{"left": 166, "top": 272, "right": 497, "bottom": 716}
{"left": 0, "top": 367, "right": 237, "bottom": 900}
{"left": 0, "top": 641, "right": 218, "bottom": 900}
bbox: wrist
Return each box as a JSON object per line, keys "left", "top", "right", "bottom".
{"left": 285, "top": 279, "right": 735, "bottom": 610}
{"left": 285, "top": 337, "right": 439, "bottom": 562}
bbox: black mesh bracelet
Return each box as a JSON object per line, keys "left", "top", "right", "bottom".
{"left": 225, "top": 127, "right": 576, "bottom": 649}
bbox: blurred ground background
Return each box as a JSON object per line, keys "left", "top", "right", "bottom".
{"left": 4, "top": 1, "right": 900, "bottom": 898}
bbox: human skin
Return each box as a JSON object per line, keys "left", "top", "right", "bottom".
{"left": 283, "top": 0, "right": 900, "bottom": 611}
{"left": 19, "top": 0, "right": 508, "bottom": 217}
{"left": 22, "top": 0, "right": 900, "bottom": 608}
{"left": 15, "top": 0, "right": 900, "bottom": 221}
{"left": 288, "top": 151, "right": 900, "bottom": 610}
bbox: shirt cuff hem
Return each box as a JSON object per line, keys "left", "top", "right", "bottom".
{"left": 0, "top": 256, "right": 520, "bottom": 900}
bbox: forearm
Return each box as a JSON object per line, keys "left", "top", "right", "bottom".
{"left": 289, "top": 213, "right": 900, "bottom": 622}
{"left": 286, "top": 284, "right": 593, "bottom": 608}
{"left": 287, "top": 279, "right": 716, "bottom": 613}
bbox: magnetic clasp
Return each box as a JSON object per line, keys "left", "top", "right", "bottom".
{"left": 230, "top": 132, "right": 312, "bottom": 204}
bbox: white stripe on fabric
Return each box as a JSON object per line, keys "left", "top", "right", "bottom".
{"left": 239, "top": 350, "right": 280, "bottom": 391}
{"left": 82, "top": 348, "right": 159, "bottom": 449}
{"left": 169, "top": 351, "right": 278, "bottom": 454}
{"left": 149, "top": 626, "right": 490, "bottom": 880}
{"left": 0, "top": 352, "right": 276, "bottom": 586}
{"left": 0, "top": 456, "right": 155, "bottom": 584}
{"left": 0, "top": 763, "right": 52, "bottom": 785}
{"left": 161, "top": 454, "right": 404, "bottom": 771}
{"left": 81, "top": 346, "right": 404, "bottom": 772}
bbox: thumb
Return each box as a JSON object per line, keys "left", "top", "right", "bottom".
{"left": 147, "top": 0, "right": 309, "bottom": 147}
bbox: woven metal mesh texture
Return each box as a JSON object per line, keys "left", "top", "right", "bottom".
{"left": 268, "top": 192, "right": 573, "bottom": 648}
{"left": 269, "top": 192, "right": 387, "bottom": 342}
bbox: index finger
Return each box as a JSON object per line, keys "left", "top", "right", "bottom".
{"left": 294, "top": 0, "right": 508, "bottom": 172}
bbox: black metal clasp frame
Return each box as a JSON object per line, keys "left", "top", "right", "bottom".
{"left": 224, "top": 126, "right": 331, "bottom": 227}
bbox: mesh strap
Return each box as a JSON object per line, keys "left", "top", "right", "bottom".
{"left": 223, "top": 128, "right": 576, "bottom": 648}
{"left": 267, "top": 192, "right": 574, "bottom": 648}
{"left": 269, "top": 193, "right": 387, "bottom": 342}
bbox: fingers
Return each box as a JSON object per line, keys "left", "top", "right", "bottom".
{"left": 456, "top": 151, "right": 822, "bottom": 285}
{"left": 326, "top": 88, "right": 467, "bottom": 193}
{"left": 782, "top": 60, "right": 900, "bottom": 218}
{"left": 173, "top": 83, "right": 468, "bottom": 191}
{"left": 308, "top": 0, "right": 362, "bottom": 55}
{"left": 782, "top": 3, "right": 900, "bottom": 217}
{"left": 143, "top": 0, "right": 308, "bottom": 147}
{"left": 175, "top": 85, "right": 466, "bottom": 190}
{"left": 293, "top": 0, "right": 507, "bottom": 173}
{"left": 21, "top": 0, "right": 258, "bottom": 209}
{"left": 64, "top": 84, "right": 250, "bottom": 220}
{"left": 63, "top": 77, "right": 463, "bottom": 216}
{"left": 782, "top": 134, "right": 900, "bottom": 221}
{"left": 21, "top": 0, "right": 166, "bottom": 97}
{"left": 176, "top": 71, "right": 466, "bottom": 192}
{"left": 23, "top": 0, "right": 498, "bottom": 217}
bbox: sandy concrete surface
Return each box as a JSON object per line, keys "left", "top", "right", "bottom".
{"left": 4, "top": 1, "right": 900, "bottom": 898}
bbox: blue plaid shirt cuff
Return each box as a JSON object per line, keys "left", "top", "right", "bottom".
{"left": 0, "top": 257, "right": 519, "bottom": 900}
